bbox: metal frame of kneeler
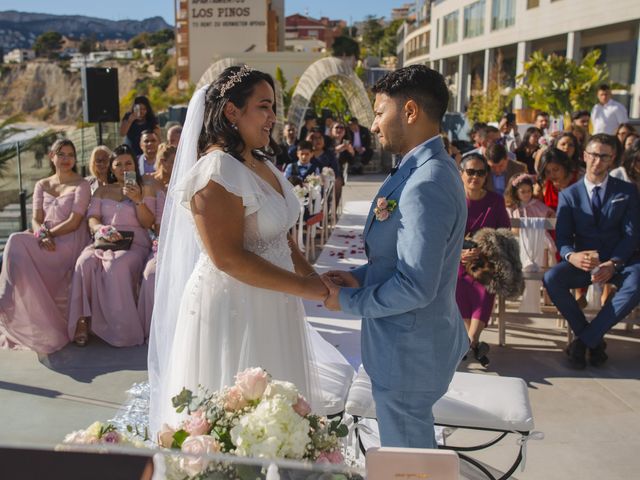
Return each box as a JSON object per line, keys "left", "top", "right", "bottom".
{"left": 350, "top": 416, "right": 535, "bottom": 480}
{"left": 345, "top": 367, "right": 542, "bottom": 480}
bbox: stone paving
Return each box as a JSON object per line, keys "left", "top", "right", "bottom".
{"left": 1, "top": 173, "right": 639, "bottom": 479}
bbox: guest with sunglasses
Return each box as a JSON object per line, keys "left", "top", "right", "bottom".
{"left": 457, "top": 153, "right": 511, "bottom": 367}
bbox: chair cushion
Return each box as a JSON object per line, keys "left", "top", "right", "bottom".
{"left": 316, "top": 360, "right": 356, "bottom": 416}
{"left": 345, "top": 366, "right": 534, "bottom": 432}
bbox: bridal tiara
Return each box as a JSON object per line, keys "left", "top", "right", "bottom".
{"left": 218, "top": 65, "right": 253, "bottom": 98}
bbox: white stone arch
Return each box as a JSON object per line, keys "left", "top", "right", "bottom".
{"left": 287, "top": 57, "right": 374, "bottom": 138}
{"left": 196, "top": 58, "right": 286, "bottom": 141}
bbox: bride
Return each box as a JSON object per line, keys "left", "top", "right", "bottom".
{"left": 148, "top": 66, "right": 339, "bottom": 435}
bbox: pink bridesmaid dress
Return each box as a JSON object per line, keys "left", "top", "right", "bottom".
{"left": 68, "top": 195, "right": 155, "bottom": 347}
{"left": 137, "top": 189, "right": 166, "bottom": 337}
{"left": 0, "top": 180, "right": 91, "bottom": 353}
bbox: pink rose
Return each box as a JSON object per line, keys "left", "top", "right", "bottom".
{"left": 157, "top": 423, "right": 176, "bottom": 448}
{"left": 316, "top": 449, "right": 344, "bottom": 464}
{"left": 224, "top": 386, "right": 248, "bottom": 412}
{"left": 376, "top": 209, "right": 390, "bottom": 221}
{"left": 235, "top": 367, "right": 269, "bottom": 401}
{"left": 102, "top": 431, "right": 121, "bottom": 444}
{"left": 183, "top": 409, "right": 211, "bottom": 436}
{"left": 292, "top": 395, "right": 311, "bottom": 417}
{"left": 180, "top": 435, "right": 221, "bottom": 476}
{"left": 376, "top": 197, "right": 388, "bottom": 209}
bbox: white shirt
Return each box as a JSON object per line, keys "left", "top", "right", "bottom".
{"left": 352, "top": 129, "right": 362, "bottom": 149}
{"left": 397, "top": 135, "right": 442, "bottom": 170}
{"left": 583, "top": 175, "right": 608, "bottom": 204}
{"left": 591, "top": 99, "right": 628, "bottom": 135}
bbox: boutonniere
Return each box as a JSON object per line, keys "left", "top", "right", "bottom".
{"left": 373, "top": 197, "right": 397, "bottom": 221}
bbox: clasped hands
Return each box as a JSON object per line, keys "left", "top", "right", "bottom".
{"left": 302, "top": 270, "right": 360, "bottom": 311}
{"left": 568, "top": 250, "right": 615, "bottom": 283}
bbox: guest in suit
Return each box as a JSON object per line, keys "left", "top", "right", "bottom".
{"left": 485, "top": 143, "right": 526, "bottom": 195}
{"left": 321, "top": 65, "right": 468, "bottom": 448}
{"left": 0, "top": 139, "right": 91, "bottom": 353}
{"left": 284, "top": 140, "right": 320, "bottom": 182}
{"left": 544, "top": 134, "right": 640, "bottom": 369}
{"left": 348, "top": 117, "right": 373, "bottom": 173}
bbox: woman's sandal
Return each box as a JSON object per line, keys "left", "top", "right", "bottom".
{"left": 74, "top": 318, "right": 89, "bottom": 347}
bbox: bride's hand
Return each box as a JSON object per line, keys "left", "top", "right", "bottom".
{"left": 300, "top": 275, "right": 329, "bottom": 301}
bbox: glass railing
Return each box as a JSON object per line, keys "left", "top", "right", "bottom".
{"left": 0, "top": 122, "right": 121, "bottom": 253}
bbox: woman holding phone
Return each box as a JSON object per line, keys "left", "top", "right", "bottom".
{"left": 119, "top": 96, "right": 161, "bottom": 157}
{"left": 68, "top": 144, "right": 164, "bottom": 347}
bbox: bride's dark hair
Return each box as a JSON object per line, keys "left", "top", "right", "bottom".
{"left": 198, "top": 65, "right": 279, "bottom": 162}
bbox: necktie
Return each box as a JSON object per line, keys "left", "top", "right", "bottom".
{"left": 591, "top": 185, "right": 602, "bottom": 224}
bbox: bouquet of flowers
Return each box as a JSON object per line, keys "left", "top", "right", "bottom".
{"left": 62, "top": 421, "right": 145, "bottom": 447}
{"left": 293, "top": 184, "right": 309, "bottom": 200}
{"left": 304, "top": 174, "right": 322, "bottom": 188}
{"left": 160, "top": 369, "right": 346, "bottom": 468}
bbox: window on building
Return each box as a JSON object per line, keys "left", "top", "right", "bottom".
{"left": 443, "top": 11, "right": 459, "bottom": 45}
{"left": 491, "top": 0, "right": 515, "bottom": 31}
{"left": 464, "top": 0, "right": 485, "bottom": 39}
{"left": 527, "top": 0, "right": 539, "bottom": 7}
{"left": 436, "top": 18, "right": 440, "bottom": 48}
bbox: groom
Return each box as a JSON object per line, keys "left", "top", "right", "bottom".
{"left": 322, "top": 65, "right": 468, "bottom": 448}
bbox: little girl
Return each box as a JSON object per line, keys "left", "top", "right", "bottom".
{"left": 505, "top": 173, "right": 555, "bottom": 219}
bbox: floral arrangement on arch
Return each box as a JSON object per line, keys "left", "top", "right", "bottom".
{"left": 62, "top": 368, "right": 347, "bottom": 478}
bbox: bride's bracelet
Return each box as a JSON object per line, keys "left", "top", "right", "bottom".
{"left": 94, "top": 224, "right": 118, "bottom": 241}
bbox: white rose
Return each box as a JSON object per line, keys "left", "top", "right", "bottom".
{"left": 263, "top": 381, "right": 299, "bottom": 405}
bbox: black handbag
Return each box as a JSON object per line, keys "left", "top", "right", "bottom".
{"left": 94, "top": 230, "right": 134, "bottom": 251}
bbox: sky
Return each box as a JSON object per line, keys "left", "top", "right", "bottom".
{"left": 0, "top": 1, "right": 404, "bottom": 24}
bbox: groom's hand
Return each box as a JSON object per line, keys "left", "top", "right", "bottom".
{"left": 326, "top": 270, "right": 360, "bottom": 288}
{"left": 320, "top": 274, "right": 342, "bottom": 311}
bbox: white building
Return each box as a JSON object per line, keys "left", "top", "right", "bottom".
{"left": 3, "top": 48, "right": 35, "bottom": 63}
{"left": 399, "top": 0, "right": 640, "bottom": 116}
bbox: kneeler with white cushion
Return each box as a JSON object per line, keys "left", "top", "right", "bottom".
{"left": 345, "top": 366, "right": 542, "bottom": 480}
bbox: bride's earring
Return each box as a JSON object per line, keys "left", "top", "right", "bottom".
{"left": 231, "top": 123, "right": 238, "bottom": 130}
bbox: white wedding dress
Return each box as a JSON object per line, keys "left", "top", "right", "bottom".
{"left": 158, "top": 150, "right": 327, "bottom": 428}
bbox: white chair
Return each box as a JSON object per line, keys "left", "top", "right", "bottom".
{"left": 346, "top": 366, "right": 540, "bottom": 480}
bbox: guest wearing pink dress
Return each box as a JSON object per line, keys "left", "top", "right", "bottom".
{"left": 137, "top": 143, "right": 174, "bottom": 336}
{"left": 0, "top": 139, "right": 91, "bottom": 353}
{"left": 68, "top": 145, "right": 159, "bottom": 347}
{"left": 456, "top": 154, "right": 510, "bottom": 367}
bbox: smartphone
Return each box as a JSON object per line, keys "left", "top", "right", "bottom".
{"left": 124, "top": 171, "right": 137, "bottom": 187}
{"left": 133, "top": 104, "right": 141, "bottom": 116}
{"left": 343, "top": 139, "right": 351, "bottom": 145}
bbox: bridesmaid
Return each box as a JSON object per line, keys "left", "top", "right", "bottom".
{"left": 68, "top": 144, "right": 161, "bottom": 347}
{"left": 85, "top": 146, "right": 111, "bottom": 194}
{"left": 137, "top": 143, "right": 174, "bottom": 337}
{"left": 0, "top": 139, "right": 91, "bottom": 353}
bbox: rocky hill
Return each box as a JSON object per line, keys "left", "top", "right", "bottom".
{"left": 0, "top": 11, "right": 172, "bottom": 51}
{"left": 0, "top": 60, "right": 141, "bottom": 124}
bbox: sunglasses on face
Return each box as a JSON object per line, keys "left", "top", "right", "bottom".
{"left": 464, "top": 168, "right": 487, "bottom": 177}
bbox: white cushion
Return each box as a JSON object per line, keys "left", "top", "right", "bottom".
{"left": 345, "top": 366, "right": 534, "bottom": 432}
{"left": 316, "top": 360, "right": 356, "bottom": 416}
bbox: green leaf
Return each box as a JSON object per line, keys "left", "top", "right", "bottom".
{"left": 171, "top": 429, "right": 189, "bottom": 449}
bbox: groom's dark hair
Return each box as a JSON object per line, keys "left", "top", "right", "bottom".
{"left": 372, "top": 65, "right": 449, "bottom": 125}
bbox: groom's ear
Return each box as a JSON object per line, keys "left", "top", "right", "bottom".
{"left": 403, "top": 99, "right": 419, "bottom": 125}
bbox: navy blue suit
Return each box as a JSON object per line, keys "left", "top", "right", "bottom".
{"left": 543, "top": 176, "right": 640, "bottom": 348}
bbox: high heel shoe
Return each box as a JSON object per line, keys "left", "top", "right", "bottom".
{"left": 74, "top": 318, "right": 89, "bottom": 347}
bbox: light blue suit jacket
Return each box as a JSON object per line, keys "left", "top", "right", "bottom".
{"left": 339, "top": 136, "right": 468, "bottom": 393}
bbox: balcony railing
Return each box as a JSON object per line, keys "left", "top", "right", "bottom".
{"left": 406, "top": 45, "right": 430, "bottom": 60}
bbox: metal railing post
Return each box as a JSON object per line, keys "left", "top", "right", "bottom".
{"left": 16, "top": 142, "right": 28, "bottom": 231}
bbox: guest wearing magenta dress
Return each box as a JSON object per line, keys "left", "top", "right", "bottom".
{"left": 0, "top": 139, "right": 91, "bottom": 353}
{"left": 68, "top": 144, "right": 161, "bottom": 347}
{"left": 456, "top": 154, "right": 510, "bottom": 367}
{"left": 137, "top": 143, "right": 174, "bottom": 337}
